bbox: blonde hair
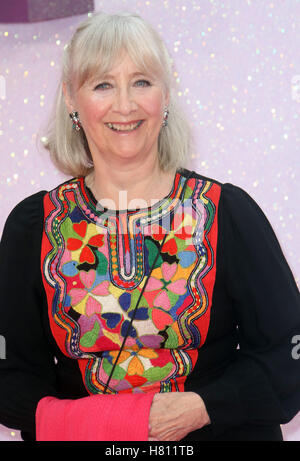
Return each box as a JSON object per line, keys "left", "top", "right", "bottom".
{"left": 41, "top": 11, "right": 192, "bottom": 177}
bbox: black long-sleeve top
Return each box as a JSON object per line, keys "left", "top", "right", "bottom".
{"left": 0, "top": 167, "right": 299, "bottom": 441}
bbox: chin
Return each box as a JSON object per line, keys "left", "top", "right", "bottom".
{"left": 112, "top": 147, "right": 147, "bottom": 160}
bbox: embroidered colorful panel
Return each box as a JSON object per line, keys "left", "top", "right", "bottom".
{"left": 41, "top": 171, "right": 221, "bottom": 395}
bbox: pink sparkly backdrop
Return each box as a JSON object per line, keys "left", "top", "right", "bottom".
{"left": 0, "top": 0, "right": 299, "bottom": 442}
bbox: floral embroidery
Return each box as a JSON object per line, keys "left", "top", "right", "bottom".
{"left": 68, "top": 269, "right": 109, "bottom": 316}
{"left": 109, "top": 345, "right": 159, "bottom": 376}
{"left": 145, "top": 262, "right": 187, "bottom": 310}
{"left": 41, "top": 173, "right": 221, "bottom": 395}
{"left": 67, "top": 220, "right": 104, "bottom": 264}
{"left": 150, "top": 211, "right": 195, "bottom": 256}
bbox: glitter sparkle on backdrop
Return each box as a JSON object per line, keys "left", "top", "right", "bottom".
{"left": 0, "top": 0, "right": 299, "bottom": 441}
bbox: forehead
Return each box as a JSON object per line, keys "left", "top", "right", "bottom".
{"left": 75, "top": 47, "right": 165, "bottom": 90}
{"left": 92, "top": 54, "right": 151, "bottom": 79}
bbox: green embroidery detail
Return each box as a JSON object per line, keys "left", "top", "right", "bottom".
{"left": 80, "top": 321, "right": 100, "bottom": 348}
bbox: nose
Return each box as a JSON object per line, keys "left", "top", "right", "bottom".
{"left": 112, "top": 87, "right": 137, "bottom": 115}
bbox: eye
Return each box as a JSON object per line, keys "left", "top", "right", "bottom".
{"left": 94, "top": 82, "right": 111, "bottom": 90}
{"left": 134, "top": 79, "right": 151, "bottom": 87}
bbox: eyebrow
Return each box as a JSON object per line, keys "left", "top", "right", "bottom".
{"left": 94, "top": 71, "right": 150, "bottom": 80}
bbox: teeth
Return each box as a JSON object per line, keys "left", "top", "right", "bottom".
{"left": 106, "top": 121, "right": 142, "bottom": 131}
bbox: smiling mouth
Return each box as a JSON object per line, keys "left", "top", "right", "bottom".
{"left": 105, "top": 120, "right": 144, "bottom": 132}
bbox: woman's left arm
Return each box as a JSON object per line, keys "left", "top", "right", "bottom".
{"left": 149, "top": 183, "right": 300, "bottom": 441}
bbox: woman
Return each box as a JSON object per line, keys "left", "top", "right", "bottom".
{"left": 0, "top": 12, "right": 299, "bottom": 442}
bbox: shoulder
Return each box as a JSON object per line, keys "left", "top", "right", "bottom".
{"left": 178, "top": 167, "right": 222, "bottom": 187}
{"left": 180, "top": 167, "right": 271, "bottom": 227}
{"left": 180, "top": 167, "right": 256, "bottom": 204}
{"left": 0, "top": 191, "right": 48, "bottom": 251}
{"left": 179, "top": 167, "right": 246, "bottom": 194}
{"left": 2, "top": 177, "right": 78, "bottom": 236}
{"left": 4, "top": 190, "right": 47, "bottom": 232}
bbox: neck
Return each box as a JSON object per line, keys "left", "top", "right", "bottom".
{"left": 85, "top": 157, "right": 177, "bottom": 211}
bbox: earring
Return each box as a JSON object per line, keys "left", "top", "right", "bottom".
{"left": 162, "top": 107, "right": 169, "bottom": 127}
{"left": 69, "top": 110, "right": 81, "bottom": 131}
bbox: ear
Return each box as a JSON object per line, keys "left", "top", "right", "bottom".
{"left": 62, "top": 81, "right": 75, "bottom": 114}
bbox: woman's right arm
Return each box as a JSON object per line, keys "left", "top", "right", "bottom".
{"left": 0, "top": 191, "right": 155, "bottom": 441}
{"left": 0, "top": 192, "right": 59, "bottom": 439}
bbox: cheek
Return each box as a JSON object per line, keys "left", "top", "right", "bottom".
{"left": 78, "top": 96, "right": 109, "bottom": 125}
{"left": 140, "top": 92, "right": 164, "bottom": 119}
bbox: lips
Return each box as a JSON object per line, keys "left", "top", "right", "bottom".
{"left": 105, "top": 120, "right": 144, "bottom": 132}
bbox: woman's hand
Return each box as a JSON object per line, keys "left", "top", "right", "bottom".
{"left": 148, "top": 392, "right": 210, "bottom": 441}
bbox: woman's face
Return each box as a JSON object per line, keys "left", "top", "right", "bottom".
{"left": 64, "top": 53, "right": 169, "bottom": 167}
